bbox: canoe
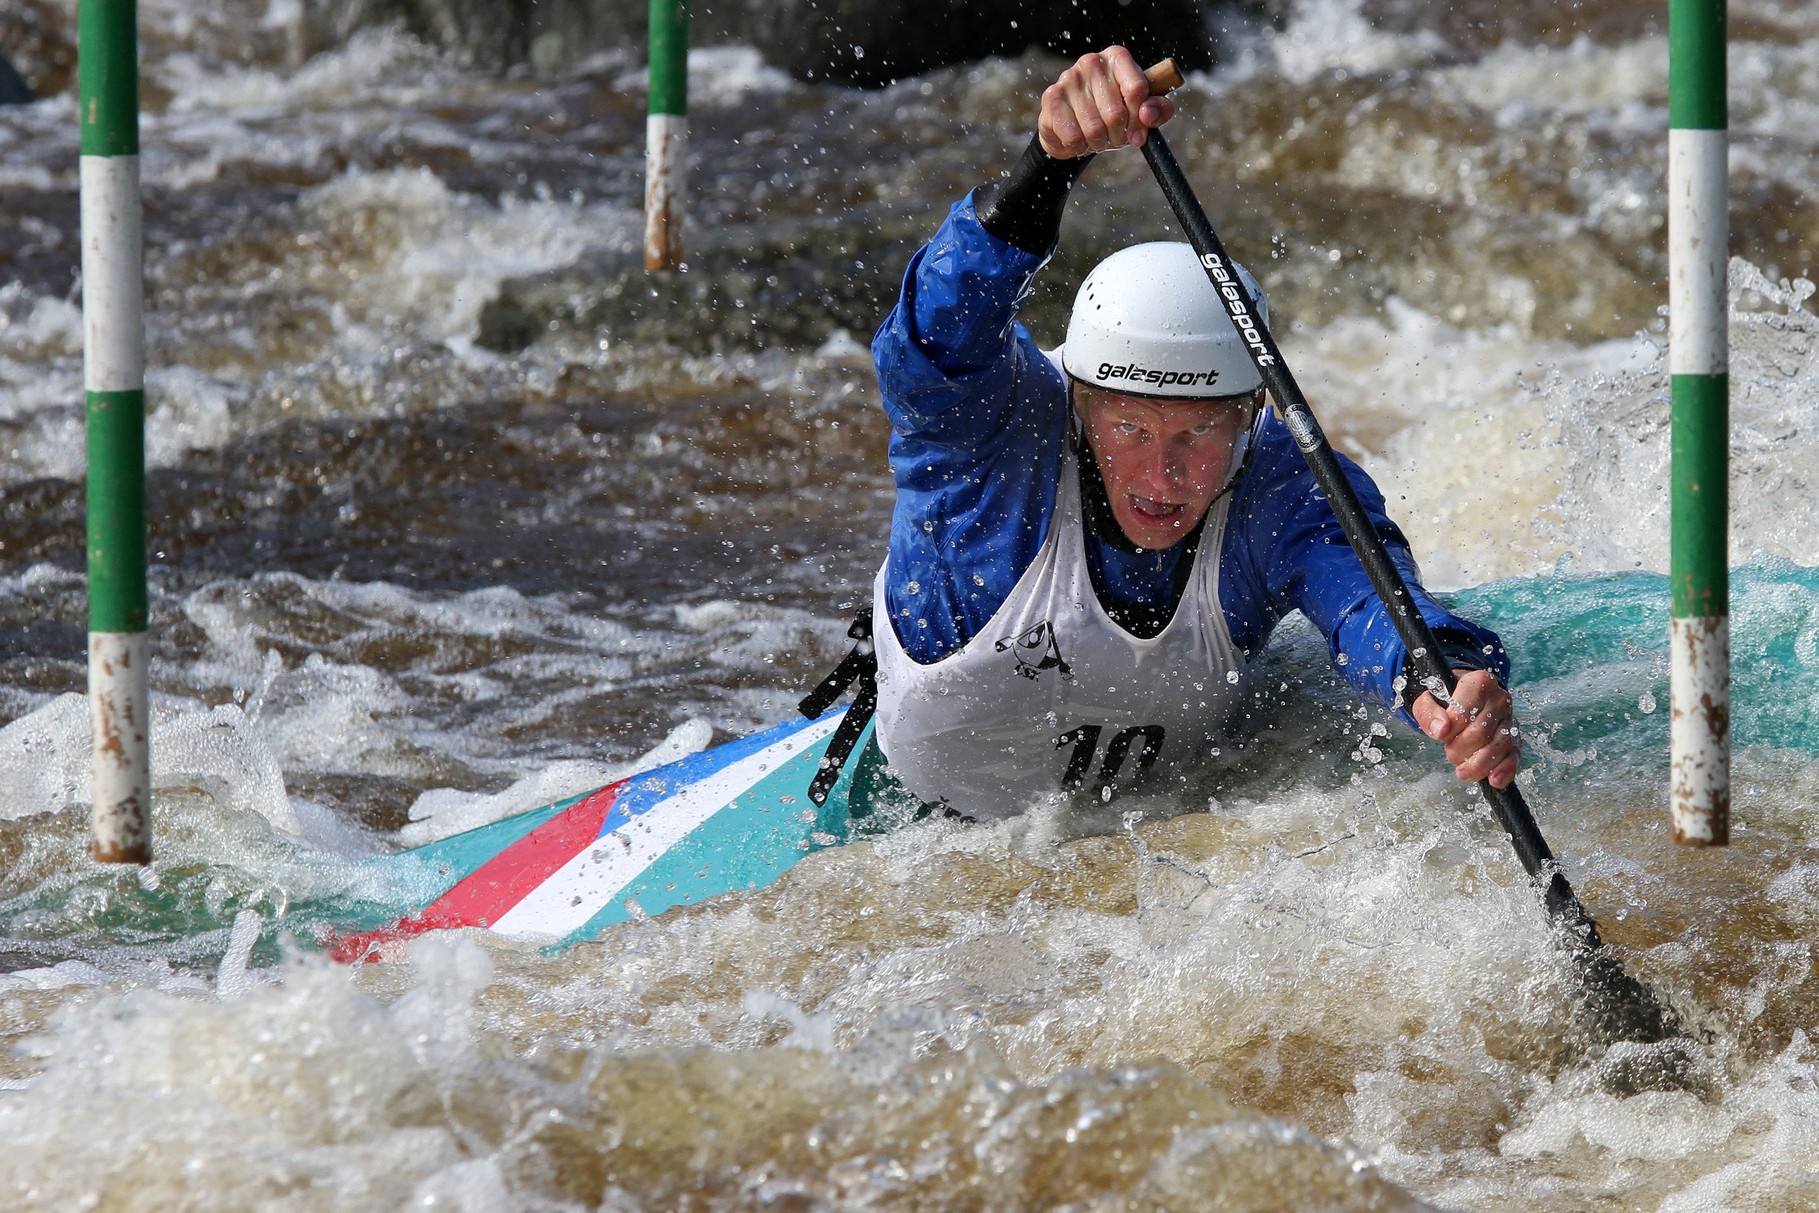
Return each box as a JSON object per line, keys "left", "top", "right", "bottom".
{"left": 330, "top": 709, "right": 879, "bottom": 960}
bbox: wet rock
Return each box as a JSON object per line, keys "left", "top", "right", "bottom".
{"left": 311, "top": 0, "right": 1276, "bottom": 84}
{"left": 0, "top": 0, "right": 81, "bottom": 101}
{"left": 745, "top": 0, "right": 1218, "bottom": 88}
{"left": 0, "top": 52, "right": 31, "bottom": 107}
{"left": 477, "top": 202, "right": 933, "bottom": 356}
{"left": 0, "top": 0, "right": 75, "bottom": 100}
{"left": 312, "top": 0, "right": 549, "bottom": 74}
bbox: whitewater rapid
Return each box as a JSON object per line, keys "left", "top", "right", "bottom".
{"left": 1, "top": 0, "right": 1817, "bottom": 1207}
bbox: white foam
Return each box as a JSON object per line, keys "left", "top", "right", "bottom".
{"left": 397, "top": 716, "right": 713, "bottom": 845}
{"left": 0, "top": 286, "right": 85, "bottom": 482}
{"left": 159, "top": 26, "right": 453, "bottom": 117}
{"left": 0, "top": 692, "right": 90, "bottom": 821}
{"left": 0, "top": 309, "right": 252, "bottom": 482}
{"left": 0, "top": 941, "right": 506, "bottom": 1205}
{"left": 407, "top": 1159, "right": 515, "bottom": 1213}
{"left": 1431, "top": 36, "right": 1668, "bottom": 120}
{"left": 1291, "top": 260, "right": 1819, "bottom": 584}
{"left": 1227, "top": 0, "right": 1448, "bottom": 85}
{"left": 1537, "top": 261, "right": 1819, "bottom": 577}
{"left": 144, "top": 364, "right": 245, "bottom": 463}
{"left": 1290, "top": 302, "right": 1646, "bottom": 585}
{"left": 614, "top": 45, "right": 795, "bottom": 106}
{"left": 214, "top": 908, "right": 264, "bottom": 999}
{"left": 1501, "top": 1032, "right": 1819, "bottom": 1209}
{"left": 1501, "top": 1087, "right": 1733, "bottom": 1162}
{"left": 0, "top": 284, "right": 83, "bottom": 368}
{"left": 178, "top": 575, "right": 663, "bottom": 783}
{"left": 295, "top": 167, "right": 636, "bottom": 345}
{"left": 0, "top": 689, "right": 306, "bottom": 832}
{"left": 0, "top": 959, "right": 113, "bottom": 993}
{"left": 248, "top": 654, "right": 427, "bottom": 779}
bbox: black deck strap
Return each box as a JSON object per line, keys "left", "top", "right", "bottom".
{"left": 801, "top": 608, "right": 879, "bottom": 806}
{"left": 807, "top": 672, "right": 877, "bottom": 806}
{"left": 798, "top": 608, "right": 874, "bottom": 718}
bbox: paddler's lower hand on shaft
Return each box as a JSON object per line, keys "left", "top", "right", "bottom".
{"left": 1413, "top": 669, "right": 1522, "bottom": 789}
{"left": 1039, "top": 47, "right": 1176, "bottom": 159}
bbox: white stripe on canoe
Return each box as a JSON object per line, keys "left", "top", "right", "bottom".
{"left": 488, "top": 713, "right": 842, "bottom": 939}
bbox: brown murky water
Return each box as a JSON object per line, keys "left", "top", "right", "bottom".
{"left": 1, "top": 1, "right": 1818, "bottom": 1208}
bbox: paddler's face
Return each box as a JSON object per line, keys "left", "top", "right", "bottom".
{"left": 1074, "top": 383, "right": 1258, "bottom": 551}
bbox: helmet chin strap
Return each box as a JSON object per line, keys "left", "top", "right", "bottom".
{"left": 1213, "top": 393, "right": 1264, "bottom": 499}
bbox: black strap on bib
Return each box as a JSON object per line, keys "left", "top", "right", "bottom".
{"left": 799, "top": 608, "right": 878, "bottom": 805}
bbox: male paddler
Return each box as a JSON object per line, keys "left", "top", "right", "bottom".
{"left": 865, "top": 46, "right": 1520, "bottom": 818}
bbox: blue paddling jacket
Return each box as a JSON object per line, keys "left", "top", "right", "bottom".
{"left": 872, "top": 191, "right": 1508, "bottom": 721}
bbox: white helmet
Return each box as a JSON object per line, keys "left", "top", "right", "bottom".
{"left": 1061, "top": 242, "right": 1268, "bottom": 399}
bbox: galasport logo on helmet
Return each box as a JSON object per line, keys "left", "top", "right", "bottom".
{"left": 1095, "top": 362, "right": 1221, "bottom": 389}
{"left": 1199, "top": 252, "right": 1276, "bottom": 368}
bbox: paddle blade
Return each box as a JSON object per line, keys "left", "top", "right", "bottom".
{"left": 1573, "top": 942, "right": 1683, "bottom": 1045}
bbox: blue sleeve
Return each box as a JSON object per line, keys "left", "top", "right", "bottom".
{"left": 1219, "top": 413, "right": 1510, "bottom": 722}
{"left": 872, "top": 193, "right": 1071, "bottom": 664}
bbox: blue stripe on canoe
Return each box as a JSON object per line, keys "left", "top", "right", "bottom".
{"left": 372, "top": 711, "right": 844, "bottom": 918}
{"left": 553, "top": 719, "right": 871, "bottom": 949}
{"left": 591, "top": 711, "right": 832, "bottom": 840}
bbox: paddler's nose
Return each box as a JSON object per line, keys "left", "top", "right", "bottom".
{"left": 1140, "top": 439, "right": 1191, "bottom": 488}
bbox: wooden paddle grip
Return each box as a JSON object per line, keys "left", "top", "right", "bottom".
{"left": 1145, "top": 59, "right": 1184, "bottom": 95}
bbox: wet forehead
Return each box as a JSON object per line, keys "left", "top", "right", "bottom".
{"left": 1073, "top": 383, "right": 1251, "bottom": 426}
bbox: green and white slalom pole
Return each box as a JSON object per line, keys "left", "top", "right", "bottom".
{"left": 644, "top": 0, "right": 687, "bottom": 271}
{"left": 1668, "top": 0, "right": 1729, "bottom": 847}
{"left": 80, "top": 0, "right": 151, "bottom": 864}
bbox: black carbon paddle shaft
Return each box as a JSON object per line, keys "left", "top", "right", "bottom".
{"left": 1140, "top": 129, "right": 1608, "bottom": 947}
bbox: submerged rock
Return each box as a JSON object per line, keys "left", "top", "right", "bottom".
{"left": 745, "top": 0, "right": 1219, "bottom": 88}
{"left": 477, "top": 202, "right": 932, "bottom": 356}
{"left": 0, "top": 52, "right": 31, "bottom": 106}
{"left": 0, "top": 0, "right": 74, "bottom": 101}
{"left": 309, "top": 0, "right": 1280, "bottom": 83}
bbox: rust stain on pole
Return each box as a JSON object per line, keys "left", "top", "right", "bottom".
{"left": 90, "top": 632, "right": 151, "bottom": 864}
{"left": 1670, "top": 614, "right": 1730, "bottom": 846}
{"left": 644, "top": 114, "right": 684, "bottom": 272}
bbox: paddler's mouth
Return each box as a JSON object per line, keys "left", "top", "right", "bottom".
{"left": 1128, "top": 494, "right": 1185, "bottom": 523}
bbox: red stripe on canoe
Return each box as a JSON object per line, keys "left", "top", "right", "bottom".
{"left": 328, "top": 780, "right": 622, "bottom": 963}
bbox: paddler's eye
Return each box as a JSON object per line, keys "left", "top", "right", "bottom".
{"left": 1116, "top": 421, "right": 1141, "bottom": 436}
